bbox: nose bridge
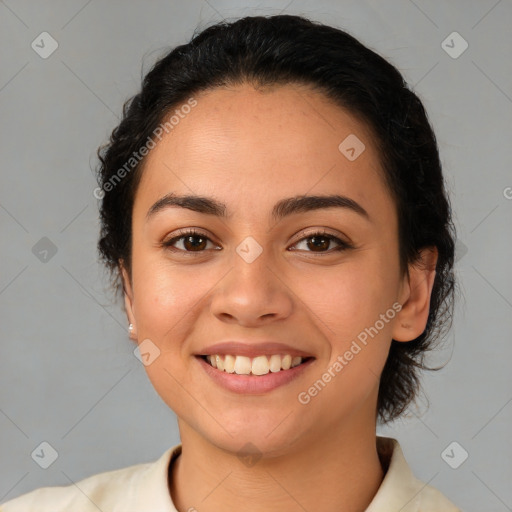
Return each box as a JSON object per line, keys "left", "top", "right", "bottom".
{"left": 230, "top": 233, "right": 276, "bottom": 293}
{"left": 210, "top": 234, "right": 292, "bottom": 324}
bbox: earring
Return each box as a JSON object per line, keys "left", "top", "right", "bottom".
{"left": 128, "top": 323, "right": 134, "bottom": 333}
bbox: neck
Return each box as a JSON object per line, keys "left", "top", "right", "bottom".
{"left": 169, "top": 413, "right": 384, "bottom": 512}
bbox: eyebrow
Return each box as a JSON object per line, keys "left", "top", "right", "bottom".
{"left": 146, "top": 193, "right": 370, "bottom": 223}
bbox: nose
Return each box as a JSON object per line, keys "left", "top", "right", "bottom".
{"left": 209, "top": 243, "right": 294, "bottom": 327}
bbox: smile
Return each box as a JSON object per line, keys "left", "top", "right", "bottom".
{"left": 201, "top": 354, "right": 312, "bottom": 376}
{"left": 196, "top": 354, "right": 315, "bottom": 394}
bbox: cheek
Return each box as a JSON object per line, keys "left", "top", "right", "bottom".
{"left": 129, "top": 258, "right": 207, "bottom": 409}
{"left": 294, "top": 254, "right": 398, "bottom": 396}
{"left": 295, "top": 265, "right": 394, "bottom": 418}
{"left": 300, "top": 255, "right": 397, "bottom": 336}
{"left": 131, "top": 256, "right": 206, "bottom": 338}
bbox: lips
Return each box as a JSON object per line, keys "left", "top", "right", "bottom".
{"left": 196, "top": 340, "right": 315, "bottom": 359}
{"left": 196, "top": 354, "right": 315, "bottom": 394}
{"left": 200, "top": 353, "right": 313, "bottom": 376}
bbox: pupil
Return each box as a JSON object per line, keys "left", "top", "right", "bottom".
{"left": 186, "top": 235, "right": 205, "bottom": 250}
{"left": 308, "top": 236, "right": 329, "bottom": 251}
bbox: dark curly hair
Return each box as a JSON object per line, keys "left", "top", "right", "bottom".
{"left": 95, "top": 14, "right": 457, "bottom": 423}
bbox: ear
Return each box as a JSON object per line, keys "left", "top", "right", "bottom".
{"left": 392, "top": 246, "right": 438, "bottom": 342}
{"left": 120, "top": 261, "right": 137, "bottom": 341}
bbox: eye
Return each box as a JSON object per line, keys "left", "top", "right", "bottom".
{"left": 162, "top": 228, "right": 353, "bottom": 255}
{"left": 290, "top": 229, "right": 353, "bottom": 254}
{"left": 162, "top": 228, "right": 220, "bottom": 253}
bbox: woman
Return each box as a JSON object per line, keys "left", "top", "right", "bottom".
{"left": 1, "top": 14, "right": 460, "bottom": 511}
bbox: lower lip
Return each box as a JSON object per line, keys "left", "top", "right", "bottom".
{"left": 196, "top": 356, "right": 315, "bottom": 394}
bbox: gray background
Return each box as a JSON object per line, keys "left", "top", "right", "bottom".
{"left": 1, "top": 1, "right": 511, "bottom": 510}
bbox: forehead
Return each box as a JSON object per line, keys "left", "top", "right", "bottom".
{"left": 134, "top": 83, "right": 392, "bottom": 225}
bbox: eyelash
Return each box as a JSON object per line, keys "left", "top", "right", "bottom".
{"left": 161, "top": 228, "right": 354, "bottom": 255}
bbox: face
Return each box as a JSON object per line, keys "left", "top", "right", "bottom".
{"left": 122, "top": 83, "right": 436, "bottom": 456}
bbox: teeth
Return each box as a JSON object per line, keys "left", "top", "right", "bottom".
{"left": 291, "top": 356, "right": 302, "bottom": 367}
{"left": 224, "top": 354, "right": 235, "bottom": 373}
{"left": 269, "top": 354, "right": 281, "bottom": 372}
{"left": 252, "top": 355, "right": 270, "bottom": 375}
{"left": 281, "top": 354, "right": 292, "bottom": 370}
{"left": 234, "top": 355, "right": 252, "bottom": 375}
{"left": 204, "top": 354, "right": 306, "bottom": 375}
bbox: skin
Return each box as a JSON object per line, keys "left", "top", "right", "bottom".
{"left": 121, "top": 83, "right": 438, "bottom": 512}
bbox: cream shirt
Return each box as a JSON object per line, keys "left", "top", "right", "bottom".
{"left": 1, "top": 437, "right": 461, "bottom": 511}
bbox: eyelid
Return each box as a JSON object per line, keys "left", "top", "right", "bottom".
{"left": 162, "top": 227, "right": 219, "bottom": 248}
{"left": 162, "top": 226, "right": 354, "bottom": 254}
{"left": 290, "top": 227, "right": 351, "bottom": 246}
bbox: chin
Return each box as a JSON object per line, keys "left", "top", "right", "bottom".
{"left": 195, "top": 414, "right": 308, "bottom": 459}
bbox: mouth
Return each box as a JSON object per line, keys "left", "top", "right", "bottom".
{"left": 195, "top": 353, "right": 316, "bottom": 394}
{"left": 197, "top": 354, "right": 315, "bottom": 376}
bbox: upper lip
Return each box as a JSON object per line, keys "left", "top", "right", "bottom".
{"left": 196, "top": 341, "right": 315, "bottom": 359}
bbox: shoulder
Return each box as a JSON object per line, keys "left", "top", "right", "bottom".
{"left": 0, "top": 461, "right": 151, "bottom": 512}
{"left": 415, "top": 483, "right": 462, "bottom": 511}
{"left": 0, "top": 445, "right": 180, "bottom": 512}
{"left": 369, "top": 437, "right": 462, "bottom": 512}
